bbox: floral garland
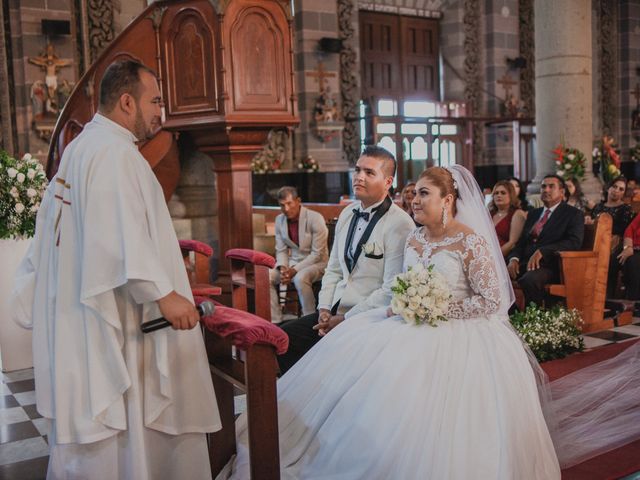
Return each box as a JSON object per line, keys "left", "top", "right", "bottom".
{"left": 297, "top": 155, "right": 319, "bottom": 172}
{"left": 509, "top": 303, "right": 584, "bottom": 362}
{"left": 552, "top": 144, "right": 586, "bottom": 181}
{"left": 592, "top": 135, "right": 621, "bottom": 183}
{"left": 0, "top": 151, "right": 48, "bottom": 239}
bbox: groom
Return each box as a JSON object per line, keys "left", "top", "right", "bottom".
{"left": 278, "top": 146, "right": 415, "bottom": 373}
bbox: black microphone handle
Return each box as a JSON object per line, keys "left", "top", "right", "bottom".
{"left": 141, "top": 302, "right": 211, "bottom": 334}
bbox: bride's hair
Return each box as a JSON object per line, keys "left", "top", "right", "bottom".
{"left": 419, "top": 167, "right": 458, "bottom": 215}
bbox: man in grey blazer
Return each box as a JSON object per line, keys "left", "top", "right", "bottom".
{"left": 278, "top": 146, "right": 415, "bottom": 373}
{"left": 270, "top": 186, "right": 329, "bottom": 323}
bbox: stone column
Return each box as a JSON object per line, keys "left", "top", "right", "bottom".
{"left": 531, "top": 0, "right": 600, "bottom": 198}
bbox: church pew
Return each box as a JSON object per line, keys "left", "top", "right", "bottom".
{"left": 546, "top": 213, "right": 613, "bottom": 333}
{"left": 199, "top": 301, "right": 288, "bottom": 480}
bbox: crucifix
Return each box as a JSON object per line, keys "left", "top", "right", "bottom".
{"left": 28, "top": 43, "right": 72, "bottom": 103}
{"left": 306, "top": 61, "right": 336, "bottom": 94}
{"left": 497, "top": 73, "right": 518, "bottom": 98}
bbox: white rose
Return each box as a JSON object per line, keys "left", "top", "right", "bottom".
{"left": 556, "top": 170, "right": 564, "bottom": 176}
{"left": 567, "top": 154, "right": 575, "bottom": 161}
{"left": 36, "top": 163, "right": 43, "bottom": 171}
{"left": 564, "top": 163, "right": 571, "bottom": 170}
{"left": 391, "top": 297, "right": 405, "bottom": 314}
{"left": 10, "top": 186, "right": 19, "bottom": 198}
{"left": 22, "top": 153, "right": 32, "bottom": 162}
{"left": 7, "top": 167, "right": 17, "bottom": 178}
{"left": 15, "top": 202, "right": 25, "bottom": 214}
{"left": 30, "top": 204, "right": 39, "bottom": 213}
{"left": 406, "top": 286, "right": 417, "bottom": 297}
{"left": 17, "top": 172, "right": 25, "bottom": 183}
{"left": 592, "top": 148, "right": 599, "bottom": 157}
{"left": 27, "top": 169, "right": 36, "bottom": 179}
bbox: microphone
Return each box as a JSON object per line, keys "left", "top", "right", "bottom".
{"left": 141, "top": 301, "right": 215, "bottom": 334}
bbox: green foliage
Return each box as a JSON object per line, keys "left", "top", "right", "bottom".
{"left": 510, "top": 303, "right": 584, "bottom": 362}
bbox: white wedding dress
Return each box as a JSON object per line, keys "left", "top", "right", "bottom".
{"left": 223, "top": 227, "right": 561, "bottom": 479}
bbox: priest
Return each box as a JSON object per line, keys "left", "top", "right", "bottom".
{"left": 11, "top": 60, "right": 220, "bottom": 479}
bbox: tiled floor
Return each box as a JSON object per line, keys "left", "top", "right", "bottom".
{"left": 1, "top": 318, "right": 639, "bottom": 479}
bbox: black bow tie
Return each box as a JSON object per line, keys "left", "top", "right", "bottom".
{"left": 352, "top": 209, "right": 370, "bottom": 221}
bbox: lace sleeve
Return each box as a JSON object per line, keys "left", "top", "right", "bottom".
{"left": 447, "top": 233, "right": 501, "bottom": 318}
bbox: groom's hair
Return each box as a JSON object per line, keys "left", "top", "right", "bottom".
{"left": 360, "top": 145, "right": 396, "bottom": 177}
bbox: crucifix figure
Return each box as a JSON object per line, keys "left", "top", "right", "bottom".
{"left": 497, "top": 73, "right": 518, "bottom": 99}
{"left": 28, "top": 43, "right": 72, "bottom": 106}
{"left": 306, "top": 61, "right": 336, "bottom": 94}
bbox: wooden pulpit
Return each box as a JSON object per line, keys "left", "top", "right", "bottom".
{"left": 46, "top": 0, "right": 298, "bottom": 282}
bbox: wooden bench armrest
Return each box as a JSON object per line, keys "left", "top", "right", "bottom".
{"left": 557, "top": 251, "right": 597, "bottom": 259}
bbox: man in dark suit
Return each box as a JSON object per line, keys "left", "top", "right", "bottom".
{"left": 507, "top": 175, "right": 584, "bottom": 307}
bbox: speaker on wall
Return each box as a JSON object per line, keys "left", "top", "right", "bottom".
{"left": 319, "top": 38, "right": 343, "bottom": 53}
{"left": 41, "top": 19, "right": 71, "bottom": 36}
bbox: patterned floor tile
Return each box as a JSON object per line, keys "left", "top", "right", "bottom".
{"left": 31, "top": 419, "right": 48, "bottom": 437}
{"left": 0, "top": 408, "right": 30, "bottom": 427}
{"left": 0, "top": 421, "right": 40, "bottom": 445}
{"left": 0, "top": 397, "right": 18, "bottom": 410}
{"left": 585, "top": 330, "right": 637, "bottom": 342}
{"left": 1, "top": 370, "right": 34, "bottom": 383}
{"left": 0, "top": 455, "right": 48, "bottom": 480}
{"left": 21, "top": 405, "right": 42, "bottom": 421}
{"left": 0, "top": 437, "right": 49, "bottom": 466}
{"left": 7, "top": 380, "right": 35, "bottom": 395}
{"left": 581, "top": 335, "right": 614, "bottom": 349}
{"left": 13, "top": 392, "right": 36, "bottom": 407}
{"left": 612, "top": 324, "right": 640, "bottom": 336}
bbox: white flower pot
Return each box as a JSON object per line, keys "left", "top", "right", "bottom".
{"left": 0, "top": 238, "right": 33, "bottom": 371}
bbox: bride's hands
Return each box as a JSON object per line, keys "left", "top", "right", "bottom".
{"left": 386, "top": 307, "right": 395, "bottom": 317}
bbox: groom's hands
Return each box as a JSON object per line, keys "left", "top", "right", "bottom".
{"left": 313, "top": 308, "right": 345, "bottom": 336}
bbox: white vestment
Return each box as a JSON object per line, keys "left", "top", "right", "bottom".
{"left": 12, "top": 113, "right": 221, "bottom": 479}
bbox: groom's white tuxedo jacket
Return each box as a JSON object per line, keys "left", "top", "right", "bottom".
{"left": 318, "top": 197, "right": 415, "bottom": 319}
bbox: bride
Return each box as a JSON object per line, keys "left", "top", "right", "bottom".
{"left": 221, "top": 164, "right": 561, "bottom": 479}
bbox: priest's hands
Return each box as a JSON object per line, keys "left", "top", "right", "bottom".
{"left": 157, "top": 291, "right": 200, "bottom": 330}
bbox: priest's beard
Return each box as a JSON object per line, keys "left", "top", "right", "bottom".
{"left": 133, "top": 108, "right": 154, "bottom": 141}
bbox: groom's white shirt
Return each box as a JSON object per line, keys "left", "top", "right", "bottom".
{"left": 317, "top": 198, "right": 414, "bottom": 319}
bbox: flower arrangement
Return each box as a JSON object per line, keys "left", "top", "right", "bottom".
{"left": 592, "top": 135, "right": 621, "bottom": 183}
{"left": 298, "top": 155, "right": 319, "bottom": 172}
{"left": 0, "top": 150, "right": 48, "bottom": 239}
{"left": 552, "top": 144, "right": 586, "bottom": 181}
{"left": 509, "top": 303, "right": 584, "bottom": 362}
{"left": 390, "top": 263, "right": 451, "bottom": 327}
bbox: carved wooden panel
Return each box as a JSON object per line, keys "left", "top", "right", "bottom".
{"left": 222, "top": 0, "right": 296, "bottom": 119}
{"left": 164, "top": 8, "right": 218, "bottom": 115}
{"left": 229, "top": 7, "right": 286, "bottom": 110}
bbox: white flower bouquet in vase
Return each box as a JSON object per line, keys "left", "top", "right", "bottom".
{"left": 0, "top": 150, "right": 47, "bottom": 371}
{"left": 390, "top": 262, "right": 451, "bottom": 327}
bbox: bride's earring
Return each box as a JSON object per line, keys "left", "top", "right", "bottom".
{"left": 442, "top": 206, "right": 448, "bottom": 227}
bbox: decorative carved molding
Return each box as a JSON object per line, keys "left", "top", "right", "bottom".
{"left": 338, "top": 0, "right": 360, "bottom": 165}
{"left": 463, "top": 0, "right": 481, "bottom": 156}
{"left": 519, "top": 0, "right": 535, "bottom": 116}
{"left": 598, "top": 0, "right": 617, "bottom": 136}
{"left": 88, "top": 0, "right": 115, "bottom": 62}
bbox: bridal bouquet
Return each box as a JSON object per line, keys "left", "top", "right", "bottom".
{"left": 390, "top": 263, "right": 451, "bottom": 327}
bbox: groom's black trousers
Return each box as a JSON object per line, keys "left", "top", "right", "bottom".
{"left": 278, "top": 312, "right": 321, "bottom": 374}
